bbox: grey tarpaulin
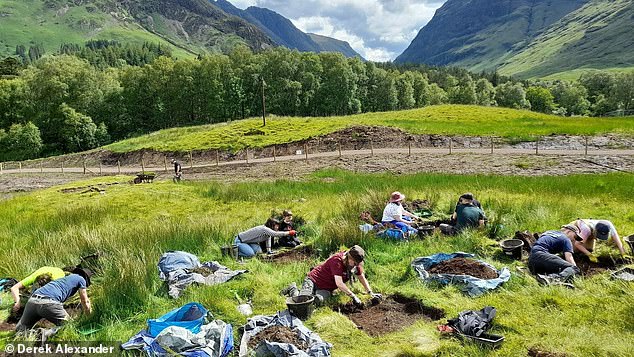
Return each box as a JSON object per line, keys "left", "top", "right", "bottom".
{"left": 158, "top": 251, "right": 247, "bottom": 299}
{"left": 411, "top": 252, "right": 510, "bottom": 297}
{"left": 239, "top": 310, "right": 332, "bottom": 357}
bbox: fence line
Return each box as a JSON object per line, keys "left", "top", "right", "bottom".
{"left": 1, "top": 135, "right": 633, "bottom": 176}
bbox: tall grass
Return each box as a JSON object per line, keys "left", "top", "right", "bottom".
{"left": 0, "top": 172, "right": 633, "bottom": 356}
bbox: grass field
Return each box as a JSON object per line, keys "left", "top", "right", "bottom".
{"left": 104, "top": 105, "right": 634, "bottom": 153}
{"left": 1, "top": 170, "right": 633, "bottom": 356}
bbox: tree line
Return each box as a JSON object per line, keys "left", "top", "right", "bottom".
{"left": 0, "top": 44, "right": 633, "bottom": 161}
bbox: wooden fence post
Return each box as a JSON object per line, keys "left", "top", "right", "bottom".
{"left": 117, "top": 160, "right": 121, "bottom": 174}
{"left": 535, "top": 137, "right": 539, "bottom": 155}
{"left": 189, "top": 151, "right": 193, "bottom": 169}
{"left": 83, "top": 160, "right": 86, "bottom": 174}
{"left": 40, "top": 162, "right": 43, "bottom": 173}
{"left": 216, "top": 150, "right": 219, "bottom": 166}
{"left": 99, "top": 162, "right": 102, "bottom": 175}
{"left": 585, "top": 136, "right": 588, "bottom": 156}
{"left": 408, "top": 141, "right": 412, "bottom": 156}
{"left": 490, "top": 137, "right": 494, "bottom": 154}
{"left": 0, "top": 162, "right": 3, "bottom": 174}
{"left": 273, "top": 145, "right": 276, "bottom": 162}
{"left": 338, "top": 142, "right": 342, "bottom": 158}
{"left": 164, "top": 155, "right": 168, "bottom": 171}
{"left": 304, "top": 144, "right": 308, "bottom": 161}
{"left": 19, "top": 162, "right": 22, "bottom": 173}
{"left": 370, "top": 140, "right": 374, "bottom": 156}
{"left": 449, "top": 138, "right": 453, "bottom": 154}
{"left": 141, "top": 156, "right": 145, "bottom": 173}
{"left": 61, "top": 161, "right": 64, "bottom": 173}
{"left": 246, "top": 147, "right": 249, "bottom": 164}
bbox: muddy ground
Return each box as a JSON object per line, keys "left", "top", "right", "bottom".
{"left": 576, "top": 255, "right": 627, "bottom": 276}
{"left": 0, "top": 321, "right": 16, "bottom": 331}
{"left": 264, "top": 246, "right": 316, "bottom": 264}
{"left": 335, "top": 295, "right": 445, "bottom": 337}
{"left": 247, "top": 325, "right": 307, "bottom": 350}
{"left": 428, "top": 258, "right": 499, "bottom": 279}
{"left": 528, "top": 347, "right": 569, "bottom": 357}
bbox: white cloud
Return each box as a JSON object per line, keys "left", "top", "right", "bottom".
{"left": 224, "top": 0, "right": 446, "bottom": 61}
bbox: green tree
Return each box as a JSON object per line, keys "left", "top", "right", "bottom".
{"left": 0, "top": 122, "right": 42, "bottom": 161}
{"left": 411, "top": 71, "right": 430, "bottom": 107}
{"left": 495, "top": 82, "right": 530, "bottom": 109}
{"left": 395, "top": 72, "right": 416, "bottom": 109}
{"left": 551, "top": 81, "right": 590, "bottom": 116}
{"left": 448, "top": 74, "right": 476, "bottom": 104}
{"left": 610, "top": 72, "right": 634, "bottom": 110}
{"left": 427, "top": 83, "right": 448, "bottom": 105}
{"left": 475, "top": 78, "right": 496, "bottom": 106}
{"left": 526, "top": 86, "right": 555, "bottom": 113}
{"left": 58, "top": 103, "right": 98, "bottom": 152}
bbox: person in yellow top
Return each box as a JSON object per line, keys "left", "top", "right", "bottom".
{"left": 10, "top": 266, "right": 66, "bottom": 313}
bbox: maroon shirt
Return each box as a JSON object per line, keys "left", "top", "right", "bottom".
{"left": 308, "top": 252, "right": 364, "bottom": 291}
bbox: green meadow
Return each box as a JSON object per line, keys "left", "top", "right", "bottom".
{"left": 1, "top": 170, "right": 633, "bottom": 356}
{"left": 104, "top": 105, "right": 634, "bottom": 153}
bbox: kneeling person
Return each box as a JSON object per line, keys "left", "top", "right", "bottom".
{"left": 528, "top": 226, "right": 581, "bottom": 282}
{"left": 16, "top": 268, "right": 93, "bottom": 331}
{"left": 299, "top": 245, "right": 381, "bottom": 306}
{"left": 10, "top": 266, "right": 66, "bottom": 314}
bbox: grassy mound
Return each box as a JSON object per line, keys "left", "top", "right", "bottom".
{"left": 0, "top": 171, "right": 633, "bottom": 355}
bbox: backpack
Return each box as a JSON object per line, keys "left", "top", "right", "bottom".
{"left": 448, "top": 306, "right": 496, "bottom": 337}
{"left": 378, "top": 228, "right": 406, "bottom": 240}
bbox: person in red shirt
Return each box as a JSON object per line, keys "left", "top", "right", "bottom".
{"left": 296, "top": 245, "right": 382, "bottom": 306}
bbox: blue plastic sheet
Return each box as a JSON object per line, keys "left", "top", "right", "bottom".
{"left": 411, "top": 252, "right": 510, "bottom": 297}
{"left": 148, "top": 302, "right": 209, "bottom": 338}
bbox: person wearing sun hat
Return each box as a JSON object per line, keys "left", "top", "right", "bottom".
{"left": 528, "top": 226, "right": 581, "bottom": 282}
{"left": 567, "top": 219, "right": 628, "bottom": 260}
{"left": 16, "top": 267, "right": 93, "bottom": 331}
{"left": 381, "top": 191, "right": 420, "bottom": 233}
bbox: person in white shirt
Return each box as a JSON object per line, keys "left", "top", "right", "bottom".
{"left": 567, "top": 219, "right": 628, "bottom": 261}
{"left": 381, "top": 191, "right": 419, "bottom": 232}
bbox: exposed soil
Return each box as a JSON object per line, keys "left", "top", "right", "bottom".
{"left": 528, "top": 347, "right": 568, "bottom": 357}
{"left": 0, "top": 321, "right": 16, "bottom": 331}
{"left": 265, "top": 246, "right": 315, "bottom": 264}
{"left": 335, "top": 294, "right": 445, "bottom": 337}
{"left": 576, "top": 255, "right": 626, "bottom": 276}
{"left": 247, "top": 325, "right": 307, "bottom": 350}
{"left": 428, "top": 258, "right": 499, "bottom": 279}
{"left": 514, "top": 231, "right": 539, "bottom": 252}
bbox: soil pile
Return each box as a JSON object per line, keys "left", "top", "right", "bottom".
{"left": 576, "top": 255, "right": 625, "bottom": 276}
{"left": 266, "top": 246, "right": 315, "bottom": 264}
{"left": 336, "top": 295, "right": 445, "bottom": 337}
{"left": 0, "top": 321, "right": 16, "bottom": 331}
{"left": 247, "top": 326, "right": 307, "bottom": 350}
{"left": 428, "top": 258, "right": 498, "bottom": 279}
{"left": 528, "top": 347, "right": 568, "bottom": 357}
{"left": 514, "top": 231, "right": 538, "bottom": 252}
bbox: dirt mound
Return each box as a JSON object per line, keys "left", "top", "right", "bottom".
{"left": 0, "top": 321, "right": 16, "bottom": 331}
{"left": 528, "top": 347, "right": 568, "bottom": 357}
{"left": 428, "top": 258, "right": 498, "bottom": 279}
{"left": 515, "top": 231, "right": 538, "bottom": 252}
{"left": 247, "top": 325, "right": 307, "bottom": 350}
{"left": 576, "top": 255, "right": 626, "bottom": 276}
{"left": 266, "top": 246, "right": 315, "bottom": 264}
{"left": 335, "top": 294, "right": 445, "bottom": 337}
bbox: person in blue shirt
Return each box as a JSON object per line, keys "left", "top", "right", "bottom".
{"left": 16, "top": 268, "right": 93, "bottom": 331}
{"left": 528, "top": 226, "right": 581, "bottom": 282}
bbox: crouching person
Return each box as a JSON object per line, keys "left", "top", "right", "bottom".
{"left": 16, "top": 268, "right": 93, "bottom": 332}
{"left": 298, "top": 245, "right": 381, "bottom": 307}
{"left": 10, "top": 266, "right": 66, "bottom": 315}
{"left": 234, "top": 218, "right": 296, "bottom": 258}
{"left": 528, "top": 226, "right": 581, "bottom": 284}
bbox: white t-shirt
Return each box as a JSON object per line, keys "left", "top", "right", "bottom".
{"left": 581, "top": 219, "right": 617, "bottom": 240}
{"left": 382, "top": 203, "right": 403, "bottom": 222}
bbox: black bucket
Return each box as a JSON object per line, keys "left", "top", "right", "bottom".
{"left": 625, "top": 235, "right": 634, "bottom": 255}
{"left": 286, "top": 295, "right": 315, "bottom": 321}
{"left": 417, "top": 225, "right": 435, "bottom": 237}
{"left": 221, "top": 245, "right": 240, "bottom": 260}
{"left": 500, "top": 239, "right": 524, "bottom": 260}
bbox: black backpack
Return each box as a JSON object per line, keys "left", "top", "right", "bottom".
{"left": 448, "top": 306, "right": 497, "bottom": 337}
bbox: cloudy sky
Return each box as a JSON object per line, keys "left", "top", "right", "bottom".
{"left": 229, "top": 0, "right": 447, "bottom": 62}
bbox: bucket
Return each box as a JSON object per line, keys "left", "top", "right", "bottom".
{"left": 500, "top": 239, "right": 524, "bottom": 260}
{"left": 418, "top": 225, "right": 435, "bottom": 237}
{"left": 286, "top": 295, "right": 315, "bottom": 321}
{"left": 221, "top": 245, "right": 240, "bottom": 260}
{"left": 625, "top": 235, "right": 634, "bottom": 255}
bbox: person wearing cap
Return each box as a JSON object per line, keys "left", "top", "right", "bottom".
{"left": 381, "top": 191, "right": 419, "bottom": 233}
{"left": 528, "top": 226, "right": 581, "bottom": 282}
{"left": 295, "top": 245, "right": 381, "bottom": 306}
{"left": 440, "top": 193, "right": 485, "bottom": 235}
{"left": 234, "top": 217, "right": 296, "bottom": 258}
{"left": 278, "top": 210, "right": 302, "bottom": 248}
{"left": 16, "top": 268, "right": 93, "bottom": 331}
{"left": 567, "top": 219, "right": 628, "bottom": 261}
{"left": 10, "top": 266, "right": 66, "bottom": 314}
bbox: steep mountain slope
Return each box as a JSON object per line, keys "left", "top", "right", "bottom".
{"left": 498, "top": 0, "right": 634, "bottom": 77}
{"left": 308, "top": 33, "right": 363, "bottom": 59}
{"left": 0, "top": 0, "right": 274, "bottom": 57}
{"left": 395, "top": 0, "right": 588, "bottom": 71}
{"left": 212, "top": 0, "right": 362, "bottom": 58}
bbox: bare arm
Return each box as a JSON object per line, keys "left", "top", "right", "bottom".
{"left": 564, "top": 252, "right": 576, "bottom": 266}
{"left": 357, "top": 273, "right": 372, "bottom": 294}
{"left": 79, "top": 289, "right": 92, "bottom": 314}
{"left": 10, "top": 282, "right": 24, "bottom": 310}
{"left": 573, "top": 241, "right": 592, "bottom": 256}
{"left": 612, "top": 231, "right": 626, "bottom": 255}
{"left": 334, "top": 275, "right": 354, "bottom": 297}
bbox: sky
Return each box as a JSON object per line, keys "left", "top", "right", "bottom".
{"left": 229, "top": 0, "right": 447, "bottom": 62}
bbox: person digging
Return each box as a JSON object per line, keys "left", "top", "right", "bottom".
{"left": 528, "top": 226, "right": 582, "bottom": 287}
{"left": 565, "top": 219, "right": 630, "bottom": 262}
{"left": 10, "top": 266, "right": 66, "bottom": 318}
{"left": 16, "top": 267, "right": 93, "bottom": 332}
{"left": 282, "top": 245, "right": 382, "bottom": 307}
{"left": 440, "top": 193, "right": 485, "bottom": 235}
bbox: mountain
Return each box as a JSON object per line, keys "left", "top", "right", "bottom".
{"left": 308, "top": 33, "right": 361, "bottom": 59}
{"left": 211, "top": 0, "right": 362, "bottom": 58}
{"left": 395, "top": 0, "right": 634, "bottom": 78}
{"left": 0, "top": 0, "right": 275, "bottom": 58}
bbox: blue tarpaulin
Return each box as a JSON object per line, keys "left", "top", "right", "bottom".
{"left": 411, "top": 252, "right": 510, "bottom": 297}
{"left": 148, "top": 302, "right": 208, "bottom": 337}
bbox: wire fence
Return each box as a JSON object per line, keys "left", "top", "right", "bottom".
{"left": 1, "top": 135, "right": 632, "bottom": 176}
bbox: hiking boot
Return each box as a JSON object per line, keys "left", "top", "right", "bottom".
{"left": 535, "top": 274, "right": 552, "bottom": 285}
{"left": 280, "top": 282, "right": 298, "bottom": 297}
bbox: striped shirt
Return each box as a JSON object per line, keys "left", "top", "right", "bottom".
{"left": 237, "top": 225, "right": 288, "bottom": 244}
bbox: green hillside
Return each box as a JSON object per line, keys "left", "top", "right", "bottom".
{"left": 0, "top": 0, "right": 274, "bottom": 58}
{"left": 105, "top": 105, "right": 634, "bottom": 153}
